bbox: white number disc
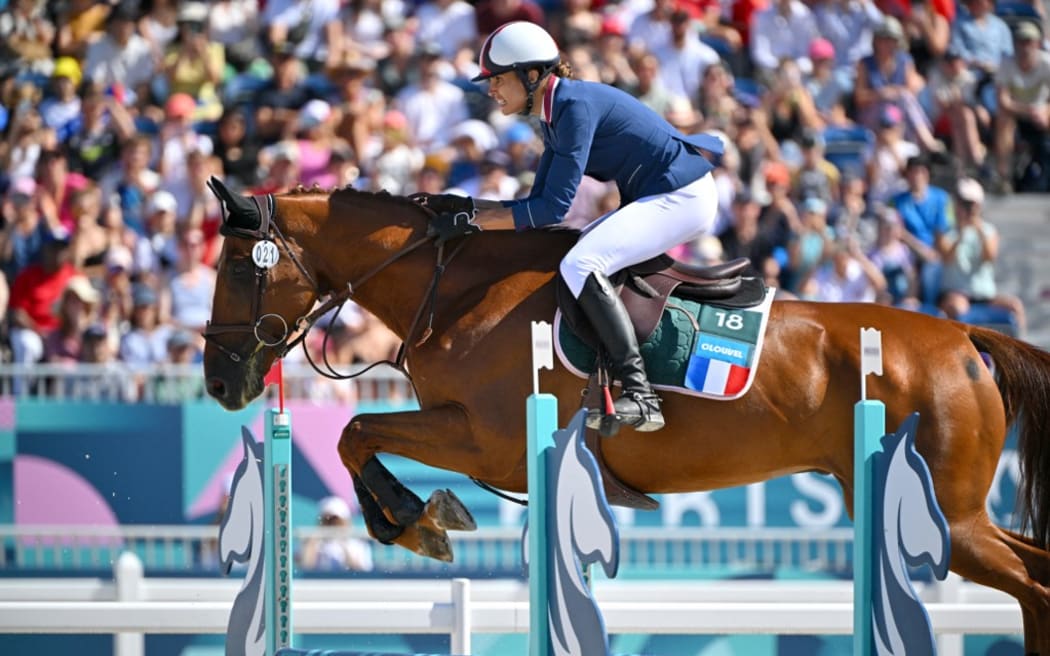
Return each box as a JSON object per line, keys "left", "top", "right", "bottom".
{"left": 252, "top": 241, "right": 280, "bottom": 269}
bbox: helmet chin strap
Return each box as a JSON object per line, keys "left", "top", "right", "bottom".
{"left": 515, "top": 68, "right": 551, "bottom": 117}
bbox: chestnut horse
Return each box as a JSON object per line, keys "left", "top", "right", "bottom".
{"left": 202, "top": 180, "right": 1050, "bottom": 651}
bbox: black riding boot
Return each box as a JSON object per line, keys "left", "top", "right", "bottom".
{"left": 577, "top": 273, "right": 665, "bottom": 432}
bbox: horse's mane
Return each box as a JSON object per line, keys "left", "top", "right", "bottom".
{"left": 280, "top": 184, "right": 429, "bottom": 215}
{"left": 281, "top": 184, "right": 581, "bottom": 238}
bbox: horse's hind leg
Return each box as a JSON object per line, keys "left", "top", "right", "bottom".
{"left": 337, "top": 407, "right": 480, "bottom": 561}
{"left": 948, "top": 516, "right": 1050, "bottom": 653}
{"left": 998, "top": 528, "right": 1050, "bottom": 581}
{"left": 998, "top": 528, "right": 1050, "bottom": 653}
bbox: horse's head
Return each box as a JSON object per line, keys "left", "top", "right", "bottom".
{"left": 203, "top": 177, "right": 318, "bottom": 409}
{"left": 879, "top": 415, "right": 951, "bottom": 578}
{"left": 218, "top": 428, "right": 265, "bottom": 574}
{"left": 554, "top": 416, "right": 620, "bottom": 579}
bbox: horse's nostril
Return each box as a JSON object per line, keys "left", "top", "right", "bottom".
{"left": 207, "top": 377, "right": 227, "bottom": 399}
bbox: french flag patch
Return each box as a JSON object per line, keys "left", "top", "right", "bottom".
{"left": 685, "top": 334, "right": 753, "bottom": 396}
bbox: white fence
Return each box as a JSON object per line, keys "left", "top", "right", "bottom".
{"left": 0, "top": 524, "right": 856, "bottom": 576}
{"left": 0, "top": 362, "right": 415, "bottom": 403}
{"left": 0, "top": 552, "right": 1022, "bottom": 656}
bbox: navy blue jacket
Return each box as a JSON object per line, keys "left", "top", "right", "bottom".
{"left": 505, "top": 77, "right": 723, "bottom": 230}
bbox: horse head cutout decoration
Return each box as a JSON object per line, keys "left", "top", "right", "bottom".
{"left": 871, "top": 413, "right": 951, "bottom": 656}
{"left": 219, "top": 427, "right": 267, "bottom": 656}
{"left": 524, "top": 410, "right": 619, "bottom": 656}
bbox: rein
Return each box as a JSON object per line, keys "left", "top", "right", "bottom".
{"left": 301, "top": 237, "right": 468, "bottom": 382}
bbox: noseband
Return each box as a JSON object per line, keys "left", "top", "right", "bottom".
{"left": 203, "top": 195, "right": 320, "bottom": 363}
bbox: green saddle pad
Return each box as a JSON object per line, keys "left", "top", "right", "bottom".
{"left": 558, "top": 299, "right": 702, "bottom": 385}
{"left": 556, "top": 289, "right": 774, "bottom": 399}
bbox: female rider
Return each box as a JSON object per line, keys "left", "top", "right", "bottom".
{"left": 418, "top": 21, "right": 723, "bottom": 433}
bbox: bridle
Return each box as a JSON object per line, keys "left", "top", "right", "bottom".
{"left": 203, "top": 193, "right": 461, "bottom": 380}
{"left": 202, "top": 195, "right": 316, "bottom": 363}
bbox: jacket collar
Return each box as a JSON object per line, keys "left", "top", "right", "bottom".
{"left": 541, "top": 75, "right": 560, "bottom": 124}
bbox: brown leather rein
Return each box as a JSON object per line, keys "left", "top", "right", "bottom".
{"left": 203, "top": 194, "right": 461, "bottom": 380}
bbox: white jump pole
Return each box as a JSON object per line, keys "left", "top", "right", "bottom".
{"left": 527, "top": 321, "right": 556, "bottom": 656}
{"left": 854, "top": 327, "right": 884, "bottom": 656}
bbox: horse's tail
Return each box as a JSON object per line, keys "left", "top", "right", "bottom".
{"left": 965, "top": 324, "right": 1050, "bottom": 548}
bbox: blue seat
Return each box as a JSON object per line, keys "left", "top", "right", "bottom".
{"left": 733, "top": 77, "right": 762, "bottom": 108}
{"left": 821, "top": 126, "right": 874, "bottom": 177}
{"left": 996, "top": 1, "right": 1040, "bottom": 19}
{"left": 995, "top": 3, "right": 1042, "bottom": 35}
{"left": 701, "top": 34, "right": 736, "bottom": 60}
{"left": 133, "top": 115, "right": 159, "bottom": 136}
{"left": 222, "top": 73, "right": 270, "bottom": 106}
{"left": 958, "top": 303, "right": 1020, "bottom": 337}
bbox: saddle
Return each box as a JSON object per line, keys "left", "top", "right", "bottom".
{"left": 557, "top": 255, "right": 765, "bottom": 349}
{"left": 557, "top": 255, "right": 766, "bottom": 511}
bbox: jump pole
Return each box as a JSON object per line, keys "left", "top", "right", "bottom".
{"left": 854, "top": 327, "right": 884, "bottom": 656}
{"left": 527, "top": 321, "right": 557, "bottom": 656}
{"left": 256, "top": 365, "right": 472, "bottom": 656}
{"left": 265, "top": 360, "right": 294, "bottom": 654}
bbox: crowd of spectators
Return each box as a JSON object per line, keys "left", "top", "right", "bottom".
{"left": 0, "top": 0, "right": 1039, "bottom": 389}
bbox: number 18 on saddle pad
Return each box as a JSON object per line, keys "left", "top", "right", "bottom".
{"left": 686, "top": 301, "right": 766, "bottom": 397}
{"left": 554, "top": 287, "right": 776, "bottom": 401}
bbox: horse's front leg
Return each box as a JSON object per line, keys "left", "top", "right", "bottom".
{"left": 338, "top": 406, "right": 480, "bottom": 562}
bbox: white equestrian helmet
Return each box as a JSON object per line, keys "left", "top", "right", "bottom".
{"left": 472, "top": 21, "right": 560, "bottom": 82}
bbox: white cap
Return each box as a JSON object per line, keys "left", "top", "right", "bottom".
{"left": 177, "top": 2, "right": 208, "bottom": 23}
{"left": 269, "top": 140, "right": 300, "bottom": 164}
{"left": 146, "top": 190, "right": 177, "bottom": 215}
{"left": 65, "top": 275, "right": 101, "bottom": 304}
{"left": 450, "top": 119, "right": 498, "bottom": 151}
{"left": 319, "top": 495, "right": 351, "bottom": 520}
{"left": 105, "top": 245, "right": 134, "bottom": 271}
{"left": 298, "top": 99, "right": 332, "bottom": 131}
{"left": 957, "top": 177, "right": 985, "bottom": 204}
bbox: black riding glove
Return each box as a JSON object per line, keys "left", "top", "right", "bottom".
{"left": 409, "top": 193, "right": 476, "bottom": 216}
{"left": 428, "top": 210, "right": 482, "bottom": 246}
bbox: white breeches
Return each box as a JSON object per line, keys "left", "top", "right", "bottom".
{"left": 560, "top": 173, "right": 719, "bottom": 298}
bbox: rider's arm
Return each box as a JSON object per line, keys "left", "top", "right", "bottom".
{"left": 503, "top": 99, "right": 595, "bottom": 230}
{"left": 472, "top": 201, "right": 517, "bottom": 230}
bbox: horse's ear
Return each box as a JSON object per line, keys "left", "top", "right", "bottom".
{"left": 239, "top": 426, "right": 262, "bottom": 462}
{"left": 208, "top": 176, "right": 261, "bottom": 232}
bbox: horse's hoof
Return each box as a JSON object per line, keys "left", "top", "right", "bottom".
{"left": 417, "top": 524, "right": 454, "bottom": 562}
{"left": 426, "top": 489, "right": 477, "bottom": 532}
